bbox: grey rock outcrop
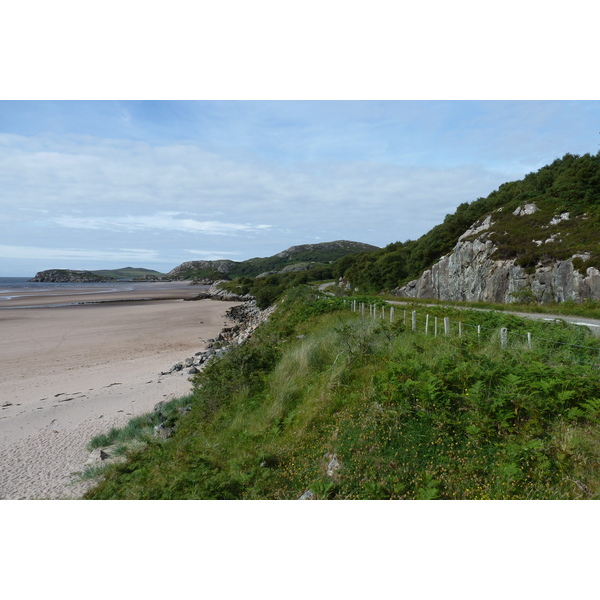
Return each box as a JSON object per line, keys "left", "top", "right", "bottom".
{"left": 394, "top": 213, "right": 600, "bottom": 304}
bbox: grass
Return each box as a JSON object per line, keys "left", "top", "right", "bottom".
{"left": 83, "top": 287, "right": 600, "bottom": 500}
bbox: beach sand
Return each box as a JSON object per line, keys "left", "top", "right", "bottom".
{"left": 0, "top": 290, "right": 240, "bottom": 499}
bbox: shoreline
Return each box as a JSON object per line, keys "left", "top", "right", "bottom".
{"left": 0, "top": 295, "right": 242, "bottom": 499}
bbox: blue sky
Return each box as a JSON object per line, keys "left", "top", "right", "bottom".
{"left": 1, "top": 100, "right": 599, "bottom": 276}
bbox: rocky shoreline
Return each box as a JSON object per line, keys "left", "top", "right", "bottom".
{"left": 162, "top": 295, "right": 276, "bottom": 377}
{"left": 86, "top": 292, "right": 277, "bottom": 468}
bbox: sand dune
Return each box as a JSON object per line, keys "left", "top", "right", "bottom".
{"left": 0, "top": 295, "right": 240, "bottom": 499}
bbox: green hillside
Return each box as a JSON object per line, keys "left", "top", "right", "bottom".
{"left": 167, "top": 240, "right": 379, "bottom": 280}
{"left": 83, "top": 287, "right": 600, "bottom": 500}
{"left": 333, "top": 152, "right": 600, "bottom": 292}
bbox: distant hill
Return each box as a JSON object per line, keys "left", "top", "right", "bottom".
{"left": 30, "top": 269, "right": 115, "bottom": 283}
{"left": 91, "top": 267, "right": 167, "bottom": 280}
{"left": 29, "top": 267, "right": 167, "bottom": 283}
{"left": 167, "top": 240, "right": 379, "bottom": 280}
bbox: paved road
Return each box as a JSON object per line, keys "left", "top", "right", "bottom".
{"left": 387, "top": 300, "right": 600, "bottom": 336}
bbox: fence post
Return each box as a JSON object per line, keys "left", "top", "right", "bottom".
{"left": 390, "top": 306, "right": 394, "bottom": 324}
{"left": 458, "top": 321, "right": 462, "bottom": 337}
{"left": 425, "top": 314, "right": 429, "bottom": 334}
{"left": 361, "top": 303, "right": 365, "bottom": 318}
{"left": 527, "top": 332, "right": 532, "bottom": 349}
{"left": 434, "top": 316, "right": 438, "bottom": 337}
{"left": 444, "top": 317, "right": 450, "bottom": 336}
{"left": 500, "top": 327, "right": 508, "bottom": 349}
{"left": 477, "top": 325, "right": 481, "bottom": 342}
{"left": 403, "top": 310, "right": 407, "bottom": 326}
{"left": 412, "top": 310, "right": 417, "bottom": 332}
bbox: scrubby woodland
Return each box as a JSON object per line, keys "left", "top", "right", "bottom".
{"left": 333, "top": 152, "right": 600, "bottom": 292}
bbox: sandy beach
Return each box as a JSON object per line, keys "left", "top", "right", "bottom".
{"left": 0, "top": 285, "right": 240, "bottom": 499}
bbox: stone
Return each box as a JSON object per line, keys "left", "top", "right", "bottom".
{"left": 394, "top": 218, "right": 600, "bottom": 304}
{"left": 513, "top": 203, "right": 538, "bottom": 216}
{"left": 325, "top": 453, "right": 341, "bottom": 478}
{"left": 298, "top": 489, "right": 316, "bottom": 500}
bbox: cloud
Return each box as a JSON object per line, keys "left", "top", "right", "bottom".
{"left": 0, "top": 244, "right": 162, "bottom": 264}
{"left": 52, "top": 212, "right": 273, "bottom": 235}
{"left": 184, "top": 249, "right": 244, "bottom": 260}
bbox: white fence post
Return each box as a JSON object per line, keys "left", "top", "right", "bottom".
{"left": 527, "top": 332, "right": 532, "bottom": 349}
{"left": 501, "top": 327, "right": 508, "bottom": 349}
{"left": 444, "top": 317, "right": 450, "bottom": 336}
{"left": 425, "top": 314, "right": 429, "bottom": 334}
{"left": 412, "top": 310, "right": 417, "bottom": 332}
{"left": 434, "top": 316, "right": 438, "bottom": 337}
{"left": 390, "top": 306, "right": 394, "bottom": 323}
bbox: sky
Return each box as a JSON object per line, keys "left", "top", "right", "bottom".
{"left": 1, "top": 100, "right": 599, "bottom": 276}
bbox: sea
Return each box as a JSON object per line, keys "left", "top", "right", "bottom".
{"left": 0, "top": 277, "right": 192, "bottom": 306}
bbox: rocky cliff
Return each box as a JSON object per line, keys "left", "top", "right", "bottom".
{"left": 394, "top": 204, "right": 600, "bottom": 303}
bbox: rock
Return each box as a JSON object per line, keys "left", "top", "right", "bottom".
{"left": 325, "top": 453, "right": 341, "bottom": 478}
{"left": 188, "top": 366, "right": 199, "bottom": 374}
{"left": 154, "top": 423, "right": 173, "bottom": 440}
{"left": 394, "top": 214, "right": 600, "bottom": 304}
{"left": 513, "top": 203, "right": 538, "bottom": 216}
{"left": 298, "top": 489, "right": 316, "bottom": 500}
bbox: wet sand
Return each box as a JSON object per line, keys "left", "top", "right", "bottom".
{"left": 0, "top": 289, "right": 240, "bottom": 499}
{"left": 0, "top": 280, "right": 204, "bottom": 308}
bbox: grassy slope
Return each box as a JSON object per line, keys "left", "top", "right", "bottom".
{"left": 83, "top": 287, "right": 600, "bottom": 500}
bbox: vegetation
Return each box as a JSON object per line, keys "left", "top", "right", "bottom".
{"left": 333, "top": 152, "right": 600, "bottom": 292}
{"left": 167, "top": 241, "right": 378, "bottom": 281}
{"left": 83, "top": 287, "right": 600, "bottom": 500}
{"left": 91, "top": 267, "right": 166, "bottom": 280}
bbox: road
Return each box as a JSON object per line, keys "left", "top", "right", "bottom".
{"left": 387, "top": 300, "right": 600, "bottom": 336}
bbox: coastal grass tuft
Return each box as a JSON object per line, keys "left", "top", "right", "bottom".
{"left": 83, "top": 287, "right": 600, "bottom": 500}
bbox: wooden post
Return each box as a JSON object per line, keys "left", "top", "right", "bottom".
{"left": 390, "top": 307, "right": 394, "bottom": 323}
{"left": 500, "top": 327, "right": 508, "bottom": 349}
{"left": 434, "top": 316, "right": 438, "bottom": 337}
{"left": 527, "top": 332, "right": 532, "bottom": 349}
{"left": 361, "top": 303, "right": 365, "bottom": 318}
{"left": 412, "top": 310, "right": 417, "bottom": 332}
{"left": 477, "top": 325, "right": 481, "bottom": 341}
{"left": 403, "top": 310, "right": 407, "bottom": 326}
{"left": 458, "top": 321, "right": 462, "bottom": 337}
{"left": 444, "top": 317, "right": 450, "bottom": 336}
{"left": 425, "top": 314, "right": 429, "bottom": 334}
